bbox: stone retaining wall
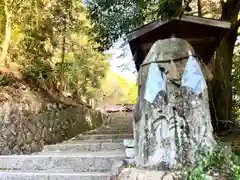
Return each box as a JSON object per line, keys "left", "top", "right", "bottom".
{"left": 0, "top": 101, "right": 104, "bottom": 155}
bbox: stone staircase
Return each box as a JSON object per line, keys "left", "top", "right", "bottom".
{"left": 0, "top": 112, "right": 134, "bottom": 180}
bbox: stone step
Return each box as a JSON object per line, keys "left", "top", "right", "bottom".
{"left": 84, "top": 129, "right": 133, "bottom": 135}
{"left": 100, "top": 126, "right": 132, "bottom": 130}
{"left": 85, "top": 126, "right": 132, "bottom": 131}
{"left": 108, "top": 122, "right": 132, "bottom": 126}
{"left": 0, "top": 151, "right": 124, "bottom": 172}
{"left": 73, "top": 134, "right": 133, "bottom": 141}
{"left": 63, "top": 139, "right": 124, "bottom": 144}
{"left": 43, "top": 142, "right": 124, "bottom": 152}
{"left": 107, "top": 125, "right": 132, "bottom": 128}
{"left": 84, "top": 132, "right": 133, "bottom": 135}
{"left": 0, "top": 172, "right": 110, "bottom": 180}
{"left": 106, "top": 125, "right": 131, "bottom": 129}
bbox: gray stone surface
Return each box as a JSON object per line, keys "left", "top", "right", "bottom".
{"left": 116, "top": 168, "right": 218, "bottom": 180}
{"left": 123, "top": 139, "right": 135, "bottom": 148}
{"left": 0, "top": 172, "right": 49, "bottom": 180}
{"left": 63, "top": 139, "right": 124, "bottom": 144}
{"left": 50, "top": 172, "right": 111, "bottom": 180}
{"left": 74, "top": 134, "right": 133, "bottom": 141}
{"left": 135, "top": 38, "right": 216, "bottom": 169}
{"left": 0, "top": 100, "right": 104, "bottom": 155}
{"left": 125, "top": 148, "right": 136, "bottom": 158}
{"left": 0, "top": 151, "right": 124, "bottom": 172}
{"left": 0, "top": 111, "right": 134, "bottom": 180}
{"left": 43, "top": 142, "right": 124, "bottom": 152}
{"left": 117, "top": 168, "right": 167, "bottom": 180}
{"left": 0, "top": 172, "right": 111, "bottom": 180}
{"left": 84, "top": 127, "right": 133, "bottom": 135}
{"left": 110, "top": 160, "right": 124, "bottom": 177}
{"left": 43, "top": 143, "right": 100, "bottom": 152}
{"left": 100, "top": 143, "right": 124, "bottom": 151}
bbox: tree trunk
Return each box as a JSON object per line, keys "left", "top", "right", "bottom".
{"left": 0, "top": 2, "right": 11, "bottom": 67}
{"left": 60, "top": 33, "right": 66, "bottom": 91}
{"left": 210, "top": 0, "right": 240, "bottom": 132}
{"left": 197, "top": 0, "right": 202, "bottom": 16}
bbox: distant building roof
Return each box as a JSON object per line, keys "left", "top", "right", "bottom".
{"left": 127, "top": 15, "right": 231, "bottom": 71}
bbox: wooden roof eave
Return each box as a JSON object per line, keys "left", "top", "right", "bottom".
{"left": 127, "top": 15, "right": 231, "bottom": 42}
{"left": 126, "top": 15, "right": 231, "bottom": 71}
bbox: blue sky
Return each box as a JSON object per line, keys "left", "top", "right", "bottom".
{"left": 105, "top": 39, "right": 137, "bottom": 83}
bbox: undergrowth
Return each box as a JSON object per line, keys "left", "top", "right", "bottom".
{"left": 183, "top": 145, "right": 240, "bottom": 180}
{"left": 0, "top": 74, "right": 13, "bottom": 86}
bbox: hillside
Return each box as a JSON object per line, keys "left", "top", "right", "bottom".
{"left": 100, "top": 71, "right": 138, "bottom": 105}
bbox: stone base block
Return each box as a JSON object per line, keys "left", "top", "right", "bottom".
{"left": 116, "top": 168, "right": 175, "bottom": 180}
{"left": 116, "top": 168, "right": 219, "bottom": 180}
{"left": 123, "top": 139, "right": 135, "bottom": 148}
{"left": 125, "top": 148, "right": 136, "bottom": 158}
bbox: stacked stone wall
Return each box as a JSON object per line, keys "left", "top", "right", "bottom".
{"left": 0, "top": 101, "right": 103, "bottom": 155}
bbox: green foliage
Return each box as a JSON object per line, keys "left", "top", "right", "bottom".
{"left": 157, "top": 0, "right": 182, "bottom": 21}
{"left": 20, "top": 59, "right": 53, "bottom": 85}
{"left": 87, "top": 0, "right": 185, "bottom": 50}
{"left": 183, "top": 146, "right": 240, "bottom": 180}
{"left": 0, "top": 74, "right": 13, "bottom": 86}
{"left": 87, "top": 0, "right": 240, "bottom": 122}
{"left": 0, "top": 0, "right": 108, "bottom": 106}
{"left": 101, "top": 71, "right": 137, "bottom": 104}
{"left": 87, "top": 0, "right": 146, "bottom": 51}
{"left": 232, "top": 53, "right": 240, "bottom": 120}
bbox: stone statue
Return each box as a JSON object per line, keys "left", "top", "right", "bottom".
{"left": 134, "top": 38, "right": 216, "bottom": 170}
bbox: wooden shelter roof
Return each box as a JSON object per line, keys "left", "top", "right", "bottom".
{"left": 127, "top": 15, "right": 231, "bottom": 71}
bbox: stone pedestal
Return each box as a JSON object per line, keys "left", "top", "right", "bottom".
{"left": 123, "top": 139, "right": 136, "bottom": 165}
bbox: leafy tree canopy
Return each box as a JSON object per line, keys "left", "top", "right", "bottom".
{"left": 0, "top": 0, "right": 109, "bottom": 107}
{"left": 100, "top": 71, "right": 137, "bottom": 105}
{"left": 87, "top": 0, "right": 191, "bottom": 50}
{"left": 87, "top": 0, "right": 240, "bottom": 126}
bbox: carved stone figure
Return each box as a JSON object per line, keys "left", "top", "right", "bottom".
{"left": 134, "top": 38, "right": 216, "bottom": 170}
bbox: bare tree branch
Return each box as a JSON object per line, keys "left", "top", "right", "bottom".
{"left": 220, "top": 0, "right": 225, "bottom": 11}
{"left": 197, "top": 0, "right": 202, "bottom": 16}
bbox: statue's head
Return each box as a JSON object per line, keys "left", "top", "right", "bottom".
{"left": 143, "top": 38, "right": 195, "bottom": 66}
{"left": 138, "top": 38, "right": 213, "bottom": 84}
